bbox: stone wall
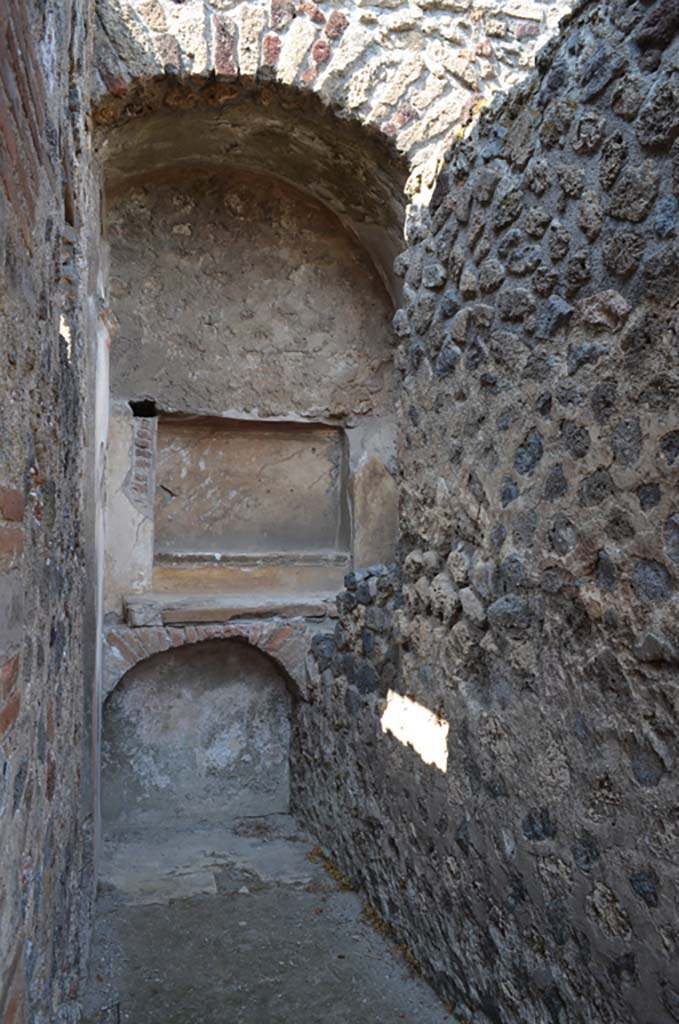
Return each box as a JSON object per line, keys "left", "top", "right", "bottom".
{"left": 294, "top": 0, "right": 679, "bottom": 1020}
{"left": 0, "top": 2, "right": 100, "bottom": 1022}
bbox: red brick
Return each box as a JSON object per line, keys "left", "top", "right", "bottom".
{"left": 101, "top": 69, "right": 129, "bottom": 99}
{"left": 0, "top": 655, "right": 19, "bottom": 700}
{"left": 7, "top": 1, "right": 46, "bottom": 131}
{"left": 106, "top": 632, "right": 136, "bottom": 665}
{"left": 6, "top": 19, "right": 45, "bottom": 172}
{"left": 212, "top": 15, "right": 238, "bottom": 78}
{"left": 297, "top": 2, "right": 325, "bottom": 24}
{"left": 0, "top": 942, "right": 25, "bottom": 1024}
{"left": 168, "top": 627, "right": 185, "bottom": 648}
{"left": 267, "top": 623, "right": 294, "bottom": 653}
{"left": 0, "top": 526, "right": 23, "bottom": 571}
{"left": 0, "top": 688, "right": 21, "bottom": 739}
{"left": 262, "top": 33, "right": 281, "bottom": 68}
{"left": 514, "top": 21, "right": 540, "bottom": 38}
{"left": 204, "top": 625, "right": 224, "bottom": 640}
{"left": 46, "top": 754, "right": 56, "bottom": 802}
{"left": 325, "top": 11, "right": 348, "bottom": 40}
{"left": 0, "top": 93, "right": 32, "bottom": 212}
{"left": 0, "top": 84, "right": 34, "bottom": 251}
{"left": 155, "top": 33, "right": 182, "bottom": 75}
{"left": 0, "top": 57, "right": 39, "bottom": 195}
{"left": 0, "top": 488, "right": 24, "bottom": 523}
{"left": 2, "top": 988, "right": 22, "bottom": 1024}
{"left": 311, "top": 38, "right": 331, "bottom": 64}
{"left": 4, "top": 17, "right": 49, "bottom": 192}
{"left": 270, "top": 0, "right": 295, "bottom": 31}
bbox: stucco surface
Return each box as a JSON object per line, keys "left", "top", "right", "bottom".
{"left": 107, "top": 169, "right": 395, "bottom": 421}
{"left": 102, "top": 640, "right": 293, "bottom": 828}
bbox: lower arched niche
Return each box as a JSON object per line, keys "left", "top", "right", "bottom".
{"left": 101, "top": 638, "right": 293, "bottom": 832}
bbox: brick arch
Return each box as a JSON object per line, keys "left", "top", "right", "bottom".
{"left": 103, "top": 619, "right": 320, "bottom": 703}
{"left": 93, "top": 0, "right": 568, "bottom": 197}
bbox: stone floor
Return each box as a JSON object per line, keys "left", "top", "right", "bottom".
{"left": 84, "top": 814, "right": 454, "bottom": 1024}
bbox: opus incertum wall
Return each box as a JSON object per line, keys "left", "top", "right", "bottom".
{"left": 296, "top": 0, "right": 679, "bottom": 1021}
{"left": 0, "top": 2, "right": 103, "bottom": 1022}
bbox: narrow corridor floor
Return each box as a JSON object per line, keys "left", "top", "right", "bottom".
{"left": 84, "top": 814, "right": 454, "bottom": 1024}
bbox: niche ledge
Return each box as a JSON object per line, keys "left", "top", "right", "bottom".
{"left": 124, "top": 591, "right": 337, "bottom": 628}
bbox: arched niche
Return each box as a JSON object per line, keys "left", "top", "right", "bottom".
{"left": 102, "top": 639, "right": 295, "bottom": 831}
{"left": 99, "top": 83, "right": 405, "bottom": 620}
{"left": 97, "top": 82, "right": 408, "bottom": 303}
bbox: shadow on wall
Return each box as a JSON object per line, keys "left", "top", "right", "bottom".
{"left": 102, "top": 639, "right": 294, "bottom": 832}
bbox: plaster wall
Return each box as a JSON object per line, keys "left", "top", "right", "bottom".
{"left": 107, "top": 169, "right": 394, "bottom": 421}
{"left": 104, "top": 168, "right": 398, "bottom": 615}
{"left": 154, "top": 418, "right": 350, "bottom": 558}
{"left": 102, "top": 640, "right": 293, "bottom": 829}
{"left": 104, "top": 401, "right": 154, "bottom": 615}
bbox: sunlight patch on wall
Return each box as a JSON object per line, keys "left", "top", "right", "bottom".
{"left": 380, "top": 690, "right": 449, "bottom": 772}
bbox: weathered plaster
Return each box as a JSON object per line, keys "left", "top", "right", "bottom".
{"left": 106, "top": 169, "right": 395, "bottom": 420}
{"left": 105, "top": 402, "right": 154, "bottom": 616}
{"left": 102, "top": 640, "right": 293, "bottom": 829}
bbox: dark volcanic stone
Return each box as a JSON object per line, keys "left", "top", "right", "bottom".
{"left": 487, "top": 594, "right": 532, "bottom": 634}
{"left": 578, "top": 469, "right": 613, "bottom": 506}
{"left": 612, "top": 417, "right": 642, "bottom": 465}
{"left": 632, "top": 559, "right": 674, "bottom": 602}
{"left": 638, "top": 482, "right": 661, "bottom": 509}
{"left": 636, "top": 0, "right": 679, "bottom": 50}
{"left": 573, "top": 832, "right": 600, "bottom": 872}
{"left": 549, "top": 513, "right": 577, "bottom": 555}
{"left": 544, "top": 463, "right": 568, "bottom": 501}
{"left": 608, "top": 161, "right": 660, "bottom": 221}
{"left": 630, "top": 869, "right": 659, "bottom": 907}
{"left": 522, "top": 807, "right": 557, "bottom": 841}
{"left": 514, "top": 429, "right": 544, "bottom": 476}
{"left": 663, "top": 513, "right": 679, "bottom": 561}
{"left": 631, "top": 745, "right": 666, "bottom": 786}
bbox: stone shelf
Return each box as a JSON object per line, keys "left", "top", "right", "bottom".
{"left": 151, "top": 557, "right": 347, "bottom": 597}
{"left": 124, "top": 591, "right": 337, "bottom": 628}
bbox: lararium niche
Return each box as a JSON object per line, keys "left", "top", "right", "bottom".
{"left": 103, "top": 166, "right": 398, "bottom": 623}
{"left": 153, "top": 416, "right": 350, "bottom": 595}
